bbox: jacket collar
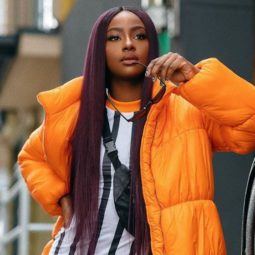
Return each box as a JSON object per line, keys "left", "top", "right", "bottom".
{"left": 37, "top": 76, "right": 176, "bottom": 114}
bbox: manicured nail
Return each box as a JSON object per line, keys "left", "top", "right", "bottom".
{"left": 145, "top": 71, "right": 149, "bottom": 77}
{"left": 152, "top": 77, "right": 156, "bottom": 82}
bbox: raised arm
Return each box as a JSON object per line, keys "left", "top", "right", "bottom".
{"left": 174, "top": 58, "right": 255, "bottom": 154}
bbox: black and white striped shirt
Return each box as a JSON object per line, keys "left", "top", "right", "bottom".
{"left": 49, "top": 97, "right": 140, "bottom": 255}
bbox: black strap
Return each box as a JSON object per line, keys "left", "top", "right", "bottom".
{"left": 108, "top": 221, "right": 125, "bottom": 254}
{"left": 68, "top": 235, "right": 79, "bottom": 255}
{"left": 88, "top": 111, "right": 121, "bottom": 254}
{"left": 54, "top": 230, "right": 65, "bottom": 255}
{"left": 103, "top": 109, "right": 134, "bottom": 236}
{"left": 103, "top": 109, "right": 122, "bottom": 170}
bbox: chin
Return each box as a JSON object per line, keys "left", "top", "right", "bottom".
{"left": 107, "top": 64, "right": 145, "bottom": 80}
{"left": 122, "top": 71, "right": 145, "bottom": 80}
{"left": 121, "top": 67, "right": 145, "bottom": 78}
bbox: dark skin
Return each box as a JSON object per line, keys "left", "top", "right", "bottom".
{"left": 105, "top": 11, "right": 149, "bottom": 101}
{"left": 60, "top": 11, "right": 200, "bottom": 228}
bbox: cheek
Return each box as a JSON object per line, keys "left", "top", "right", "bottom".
{"left": 141, "top": 42, "right": 149, "bottom": 61}
{"left": 135, "top": 41, "right": 149, "bottom": 64}
{"left": 105, "top": 45, "right": 119, "bottom": 70}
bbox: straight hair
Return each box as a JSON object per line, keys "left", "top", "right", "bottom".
{"left": 70, "top": 6, "right": 159, "bottom": 254}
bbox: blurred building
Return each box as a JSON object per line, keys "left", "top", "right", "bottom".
{"left": 0, "top": 1, "right": 75, "bottom": 254}
{"left": 0, "top": 0, "right": 254, "bottom": 254}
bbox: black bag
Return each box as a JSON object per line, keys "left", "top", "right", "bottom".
{"left": 103, "top": 109, "right": 134, "bottom": 235}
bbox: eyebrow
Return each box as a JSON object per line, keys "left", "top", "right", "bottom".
{"left": 107, "top": 25, "right": 146, "bottom": 32}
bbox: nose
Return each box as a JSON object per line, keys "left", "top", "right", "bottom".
{"left": 123, "top": 35, "right": 135, "bottom": 51}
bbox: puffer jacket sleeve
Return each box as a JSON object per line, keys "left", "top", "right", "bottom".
{"left": 17, "top": 123, "right": 67, "bottom": 216}
{"left": 173, "top": 58, "right": 255, "bottom": 154}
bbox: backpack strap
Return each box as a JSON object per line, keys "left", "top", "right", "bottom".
{"left": 102, "top": 109, "right": 122, "bottom": 170}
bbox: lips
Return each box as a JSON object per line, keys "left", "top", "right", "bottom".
{"left": 121, "top": 55, "right": 139, "bottom": 65}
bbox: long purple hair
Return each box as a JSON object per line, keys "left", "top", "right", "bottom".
{"left": 70, "top": 6, "right": 159, "bottom": 254}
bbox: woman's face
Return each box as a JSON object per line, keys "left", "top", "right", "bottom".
{"left": 105, "top": 11, "right": 149, "bottom": 80}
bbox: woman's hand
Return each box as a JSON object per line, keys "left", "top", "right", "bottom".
{"left": 146, "top": 52, "right": 200, "bottom": 84}
{"left": 59, "top": 194, "right": 73, "bottom": 228}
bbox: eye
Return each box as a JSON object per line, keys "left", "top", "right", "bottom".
{"left": 107, "top": 35, "right": 120, "bottom": 41}
{"left": 135, "top": 33, "right": 147, "bottom": 40}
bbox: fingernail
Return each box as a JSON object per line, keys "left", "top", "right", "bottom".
{"left": 145, "top": 71, "right": 149, "bottom": 77}
{"left": 152, "top": 77, "right": 156, "bottom": 82}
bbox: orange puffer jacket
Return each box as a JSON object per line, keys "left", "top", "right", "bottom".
{"left": 18, "top": 58, "right": 255, "bottom": 255}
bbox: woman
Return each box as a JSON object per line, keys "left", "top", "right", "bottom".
{"left": 18, "top": 6, "right": 255, "bottom": 255}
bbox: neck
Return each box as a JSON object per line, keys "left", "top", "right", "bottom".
{"left": 109, "top": 77, "right": 143, "bottom": 102}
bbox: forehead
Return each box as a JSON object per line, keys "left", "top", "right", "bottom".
{"left": 108, "top": 11, "right": 145, "bottom": 29}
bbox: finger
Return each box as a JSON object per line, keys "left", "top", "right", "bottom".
{"left": 146, "top": 52, "right": 172, "bottom": 78}
{"left": 149, "top": 53, "right": 172, "bottom": 79}
{"left": 171, "top": 64, "right": 199, "bottom": 84}
{"left": 181, "top": 62, "right": 199, "bottom": 80}
{"left": 160, "top": 54, "right": 181, "bottom": 81}
{"left": 170, "top": 70, "right": 187, "bottom": 84}
{"left": 165, "top": 56, "right": 186, "bottom": 80}
{"left": 146, "top": 57, "right": 160, "bottom": 77}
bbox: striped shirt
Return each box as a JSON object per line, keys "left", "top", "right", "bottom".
{"left": 49, "top": 95, "right": 141, "bottom": 255}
